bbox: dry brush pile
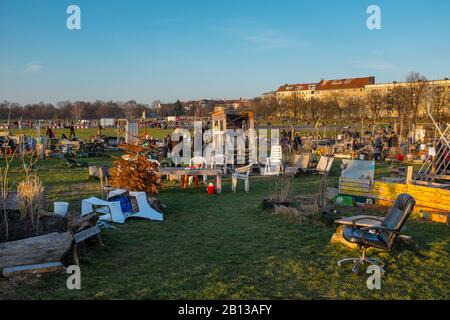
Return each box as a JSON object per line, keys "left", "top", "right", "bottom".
{"left": 109, "top": 144, "right": 162, "bottom": 194}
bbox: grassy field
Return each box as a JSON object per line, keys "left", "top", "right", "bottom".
{"left": 0, "top": 155, "right": 449, "bottom": 300}
{"left": 7, "top": 128, "right": 173, "bottom": 141}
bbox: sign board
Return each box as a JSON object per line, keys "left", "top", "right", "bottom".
{"left": 341, "top": 159, "right": 375, "bottom": 182}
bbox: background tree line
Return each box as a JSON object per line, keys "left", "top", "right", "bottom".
{"left": 0, "top": 100, "right": 154, "bottom": 121}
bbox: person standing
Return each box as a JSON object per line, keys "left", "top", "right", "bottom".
{"left": 69, "top": 121, "right": 76, "bottom": 139}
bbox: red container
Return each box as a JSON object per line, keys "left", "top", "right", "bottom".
{"left": 396, "top": 154, "right": 405, "bottom": 161}
{"left": 207, "top": 184, "right": 216, "bottom": 195}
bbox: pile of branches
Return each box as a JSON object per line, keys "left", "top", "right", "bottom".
{"left": 109, "top": 144, "right": 161, "bottom": 194}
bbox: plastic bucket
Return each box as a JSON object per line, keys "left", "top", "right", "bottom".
{"left": 54, "top": 202, "right": 69, "bottom": 217}
{"left": 207, "top": 183, "right": 216, "bottom": 195}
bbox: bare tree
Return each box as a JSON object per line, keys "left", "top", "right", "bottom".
{"left": 405, "top": 72, "right": 428, "bottom": 130}
{"left": 70, "top": 101, "right": 86, "bottom": 122}
{"left": 429, "top": 85, "right": 450, "bottom": 123}
{"left": 366, "top": 92, "right": 385, "bottom": 133}
{"left": 390, "top": 86, "right": 411, "bottom": 144}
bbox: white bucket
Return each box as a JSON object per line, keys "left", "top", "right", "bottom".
{"left": 54, "top": 202, "right": 69, "bottom": 217}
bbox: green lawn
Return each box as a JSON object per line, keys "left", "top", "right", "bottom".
{"left": 0, "top": 156, "right": 449, "bottom": 300}
{"left": 7, "top": 128, "right": 173, "bottom": 141}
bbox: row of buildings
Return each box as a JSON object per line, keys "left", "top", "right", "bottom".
{"left": 267, "top": 76, "right": 449, "bottom": 102}
{"left": 261, "top": 76, "right": 450, "bottom": 118}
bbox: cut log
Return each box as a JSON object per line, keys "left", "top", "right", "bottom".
{"left": 2, "top": 262, "right": 65, "bottom": 278}
{"left": 0, "top": 232, "right": 73, "bottom": 269}
{"left": 67, "top": 213, "right": 98, "bottom": 232}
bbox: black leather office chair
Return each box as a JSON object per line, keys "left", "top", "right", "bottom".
{"left": 337, "top": 194, "right": 416, "bottom": 274}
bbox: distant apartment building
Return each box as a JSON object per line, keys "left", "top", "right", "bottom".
{"left": 276, "top": 83, "right": 318, "bottom": 101}
{"left": 275, "top": 76, "right": 448, "bottom": 117}
{"left": 365, "top": 78, "right": 450, "bottom": 95}
{"left": 276, "top": 77, "right": 375, "bottom": 102}
{"left": 315, "top": 76, "right": 375, "bottom": 101}
{"left": 365, "top": 78, "right": 450, "bottom": 117}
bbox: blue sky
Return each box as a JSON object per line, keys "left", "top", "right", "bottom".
{"left": 0, "top": 0, "right": 449, "bottom": 104}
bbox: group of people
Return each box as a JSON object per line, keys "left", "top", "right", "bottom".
{"left": 45, "top": 123, "right": 77, "bottom": 141}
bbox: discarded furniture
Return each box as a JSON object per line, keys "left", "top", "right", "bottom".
{"left": 264, "top": 145, "right": 283, "bottom": 176}
{"left": 211, "top": 154, "right": 229, "bottom": 175}
{"left": 159, "top": 167, "right": 223, "bottom": 194}
{"left": 183, "top": 156, "right": 208, "bottom": 187}
{"left": 301, "top": 156, "right": 334, "bottom": 175}
{"left": 81, "top": 190, "right": 164, "bottom": 224}
{"left": 284, "top": 153, "right": 311, "bottom": 176}
{"left": 337, "top": 194, "right": 416, "bottom": 274}
{"left": 232, "top": 164, "right": 253, "bottom": 193}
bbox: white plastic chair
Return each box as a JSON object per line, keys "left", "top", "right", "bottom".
{"left": 189, "top": 156, "right": 208, "bottom": 185}
{"left": 264, "top": 145, "right": 283, "bottom": 176}
{"left": 211, "top": 154, "right": 228, "bottom": 174}
{"left": 232, "top": 164, "right": 253, "bottom": 193}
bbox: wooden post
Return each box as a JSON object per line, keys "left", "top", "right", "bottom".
{"left": 406, "top": 166, "right": 414, "bottom": 185}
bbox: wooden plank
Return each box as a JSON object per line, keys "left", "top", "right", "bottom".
{"left": 159, "top": 168, "right": 222, "bottom": 176}
{"left": 415, "top": 173, "right": 450, "bottom": 181}
{"left": 2, "top": 262, "right": 65, "bottom": 278}
{"left": 406, "top": 166, "right": 414, "bottom": 184}
{"left": 74, "top": 226, "right": 100, "bottom": 243}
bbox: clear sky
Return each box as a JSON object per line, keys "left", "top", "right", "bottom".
{"left": 0, "top": 0, "right": 449, "bottom": 104}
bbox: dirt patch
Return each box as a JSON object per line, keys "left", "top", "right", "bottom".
{"left": 0, "top": 214, "right": 67, "bottom": 243}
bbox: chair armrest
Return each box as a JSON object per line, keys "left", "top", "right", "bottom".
{"left": 360, "top": 225, "right": 391, "bottom": 232}
{"left": 351, "top": 216, "right": 384, "bottom": 228}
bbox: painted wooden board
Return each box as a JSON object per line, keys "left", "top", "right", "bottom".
{"left": 371, "top": 181, "right": 450, "bottom": 211}
{"left": 74, "top": 226, "right": 100, "bottom": 244}
{"left": 2, "top": 262, "right": 65, "bottom": 278}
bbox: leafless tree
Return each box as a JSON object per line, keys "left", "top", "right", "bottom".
{"left": 429, "top": 85, "right": 450, "bottom": 123}
{"left": 405, "top": 72, "right": 428, "bottom": 130}
{"left": 390, "top": 86, "right": 411, "bottom": 143}
{"left": 366, "top": 92, "right": 385, "bottom": 133}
